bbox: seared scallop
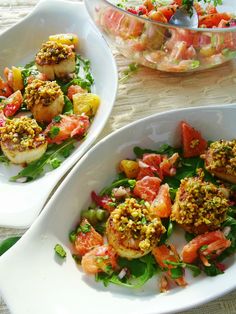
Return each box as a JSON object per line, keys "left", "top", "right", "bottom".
{"left": 25, "top": 79, "right": 64, "bottom": 123}
{"left": 106, "top": 198, "right": 165, "bottom": 259}
{"left": 0, "top": 116, "right": 47, "bottom": 164}
{"left": 35, "top": 40, "right": 76, "bottom": 80}
{"left": 171, "top": 173, "right": 229, "bottom": 234}
{"left": 203, "top": 139, "right": 236, "bottom": 184}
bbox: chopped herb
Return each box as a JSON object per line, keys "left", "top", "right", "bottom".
{"left": 53, "top": 115, "right": 62, "bottom": 123}
{"left": 203, "top": 262, "right": 224, "bottom": 276}
{"left": 100, "top": 178, "right": 136, "bottom": 196}
{"left": 69, "top": 230, "right": 77, "bottom": 243}
{"left": 63, "top": 96, "right": 73, "bottom": 114}
{"left": 77, "top": 223, "right": 91, "bottom": 234}
{"left": 170, "top": 267, "right": 183, "bottom": 279}
{"left": 49, "top": 126, "right": 60, "bottom": 139}
{"left": 10, "top": 138, "right": 76, "bottom": 182}
{"left": 54, "top": 243, "right": 67, "bottom": 259}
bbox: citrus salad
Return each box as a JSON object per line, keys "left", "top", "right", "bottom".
{"left": 97, "top": 0, "right": 236, "bottom": 72}
{"left": 0, "top": 33, "right": 100, "bottom": 182}
{"left": 70, "top": 121, "right": 236, "bottom": 292}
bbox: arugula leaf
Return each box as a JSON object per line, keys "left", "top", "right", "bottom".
{"left": 0, "top": 151, "right": 9, "bottom": 163}
{"left": 203, "top": 263, "right": 224, "bottom": 276}
{"left": 62, "top": 96, "right": 73, "bottom": 114}
{"left": 164, "top": 260, "right": 201, "bottom": 277}
{"left": 159, "top": 219, "right": 174, "bottom": 245}
{"left": 96, "top": 254, "right": 159, "bottom": 288}
{"left": 99, "top": 178, "right": 136, "bottom": 196}
{"left": 217, "top": 216, "right": 236, "bottom": 261}
{"left": 58, "top": 54, "right": 94, "bottom": 94}
{"left": 10, "top": 138, "right": 76, "bottom": 182}
{"left": 0, "top": 236, "right": 21, "bottom": 256}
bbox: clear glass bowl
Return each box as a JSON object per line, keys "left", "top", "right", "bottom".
{"left": 85, "top": 0, "right": 236, "bottom": 72}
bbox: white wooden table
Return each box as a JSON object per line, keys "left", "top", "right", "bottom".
{"left": 1, "top": 1, "right": 236, "bottom": 313}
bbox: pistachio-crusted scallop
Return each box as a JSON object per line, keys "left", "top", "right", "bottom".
{"left": 35, "top": 41, "right": 76, "bottom": 80}
{"left": 0, "top": 116, "right": 47, "bottom": 164}
{"left": 25, "top": 79, "right": 64, "bottom": 123}
{"left": 203, "top": 139, "right": 236, "bottom": 183}
{"left": 106, "top": 198, "right": 165, "bottom": 259}
{"left": 171, "top": 173, "right": 229, "bottom": 234}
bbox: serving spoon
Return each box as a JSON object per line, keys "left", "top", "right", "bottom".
{"left": 169, "top": 7, "right": 199, "bottom": 28}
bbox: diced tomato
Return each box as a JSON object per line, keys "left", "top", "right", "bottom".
{"left": 143, "top": 0, "right": 154, "bottom": 12}
{"left": 67, "top": 85, "right": 87, "bottom": 100}
{"left": 133, "top": 176, "right": 161, "bottom": 202}
{"left": 157, "top": 5, "right": 177, "bottom": 21}
{"left": 0, "top": 77, "right": 13, "bottom": 98}
{"left": 74, "top": 218, "right": 104, "bottom": 256}
{"left": 182, "top": 230, "right": 231, "bottom": 264}
{"left": 91, "top": 191, "right": 114, "bottom": 212}
{"left": 127, "top": 7, "right": 138, "bottom": 15}
{"left": 194, "top": 2, "right": 205, "bottom": 16}
{"left": 152, "top": 244, "right": 187, "bottom": 286}
{"left": 150, "top": 183, "right": 172, "bottom": 218}
{"left": 3, "top": 90, "right": 23, "bottom": 117}
{"left": 137, "top": 5, "right": 148, "bottom": 16}
{"left": 81, "top": 244, "right": 117, "bottom": 275}
{"left": 148, "top": 10, "right": 168, "bottom": 23}
{"left": 44, "top": 114, "right": 90, "bottom": 144}
{"left": 181, "top": 121, "right": 207, "bottom": 158}
{"left": 206, "top": 4, "right": 218, "bottom": 15}
{"left": 199, "top": 13, "right": 231, "bottom": 28}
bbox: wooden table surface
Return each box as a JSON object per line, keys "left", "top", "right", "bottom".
{"left": 1, "top": 1, "right": 236, "bottom": 313}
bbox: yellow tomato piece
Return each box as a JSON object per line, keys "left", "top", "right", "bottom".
{"left": 199, "top": 45, "right": 216, "bottom": 58}
{"left": 119, "top": 160, "right": 140, "bottom": 179}
{"left": 73, "top": 93, "right": 100, "bottom": 117}
{"left": 49, "top": 33, "right": 79, "bottom": 46}
{"left": 12, "top": 66, "right": 24, "bottom": 91}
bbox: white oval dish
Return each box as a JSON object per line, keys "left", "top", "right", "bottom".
{"left": 0, "top": 0, "right": 118, "bottom": 228}
{"left": 1, "top": 105, "right": 236, "bottom": 314}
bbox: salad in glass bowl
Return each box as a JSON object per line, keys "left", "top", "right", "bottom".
{"left": 85, "top": 0, "right": 236, "bottom": 72}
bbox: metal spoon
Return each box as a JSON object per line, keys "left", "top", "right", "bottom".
{"left": 169, "top": 7, "right": 198, "bottom": 28}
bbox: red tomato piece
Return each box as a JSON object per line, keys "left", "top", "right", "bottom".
{"left": 67, "top": 85, "right": 87, "bottom": 100}
{"left": 133, "top": 176, "right": 161, "bottom": 202}
{"left": 3, "top": 90, "right": 23, "bottom": 117}
{"left": 157, "top": 5, "right": 177, "bottom": 21}
{"left": 199, "top": 13, "right": 231, "bottom": 28}
{"left": 44, "top": 114, "right": 90, "bottom": 144}
{"left": 148, "top": 10, "right": 168, "bottom": 23}
{"left": 182, "top": 230, "right": 231, "bottom": 264}
{"left": 0, "top": 77, "right": 13, "bottom": 98}
{"left": 150, "top": 183, "right": 172, "bottom": 218}
{"left": 74, "top": 218, "right": 104, "bottom": 256}
{"left": 81, "top": 244, "right": 117, "bottom": 275}
{"left": 152, "top": 244, "right": 187, "bottom": 286}
{"left": 181, "top": 121, "right": 207, "bottom": 158}
{"left": 91, "top": 191, "right": 114, "bottom": 212}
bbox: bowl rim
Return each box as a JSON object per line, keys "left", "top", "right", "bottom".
{"left": 89, "top": 0, "right": 236, "bottom": 33}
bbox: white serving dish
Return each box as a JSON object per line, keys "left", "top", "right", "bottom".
{"left": 0, "top": 105, "right": 236, "bottom": 314}
{"left": 0, "top": 0, "right": 117, "bottom": 228}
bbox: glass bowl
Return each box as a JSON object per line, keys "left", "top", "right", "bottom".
{"left": 85, "top": 0, "right": 236, "bottom": 72}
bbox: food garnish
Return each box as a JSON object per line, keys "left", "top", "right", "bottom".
{"left": 69, "top": 121, "right": 236, "bottom": 292}
{"left": 0, "top": 33, "right": 100, "bottom": 182}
